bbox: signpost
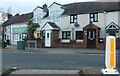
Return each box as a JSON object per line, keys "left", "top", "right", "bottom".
{"left": 101, "top": 36, "right": 119, "bottom": 75}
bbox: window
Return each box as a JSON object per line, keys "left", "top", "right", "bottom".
{"left": 50, "top": 11, "right": 60, "bottom": 20}
{"left": 34, "top": 14, "right": 41, "bottom": 22}
{"left": 76, "top": 31, "right": 83, "bottom": 40}
{"left": 62, "top": 31, "right": 71, "bottom": 39}
{"left": 13, "top": 34, "right": 19, "bottom": 41}
{"left": 47, "top": 33, "right": 49, "bottom": 38}
{"left": 70, "top": 14, "right": 77, "bottom": 23}
{"left": 90, "top": 13, "right": 98, "bottom": 22}
{"left": 37, "top": 33, "right": 40, "bottom": 37}
{"left": 22, "top": 33, "right": 27, "bottom": 39}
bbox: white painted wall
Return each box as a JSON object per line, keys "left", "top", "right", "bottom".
{"left": 11, "top": 23, "right": 28, "bottom": 45}
{"left": 106, "top": 12, "right": 118, "bottom": 26}
{"left": 5, "top": 26, "right": 11, "bottom": 40}
{"left": 48, "top": 3, "right": 64, "bottom": 22}
{"left": 60, "top": 11, "right": 120, "bottom": 40}
{"left": 35, "top": 3, "right": 64, "bottom": 38}
{"left": 33, "top": 7, "right": 46, "bottom": 24}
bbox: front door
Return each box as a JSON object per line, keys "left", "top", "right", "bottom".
{"left": 45, "top": 30, "right": 51, "bottom": 47}
{"left": 87, "top": 29, "right": 96, "bottom": 48}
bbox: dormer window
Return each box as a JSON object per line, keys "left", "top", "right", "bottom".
{"left": 90, "top": 13, "right": 98, "bottom": 22}
{"left": 70, "top": 14, "right": 77, "bottom": 23}
{"left": 34, "top": 14, "right": 42, "bottom": 23}
{"left": 49, "top": 11, "right": 60, "bottom": 20}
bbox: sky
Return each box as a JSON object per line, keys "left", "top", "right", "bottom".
{"left": 0, "top": 0, "right": 119, "bottom": 15}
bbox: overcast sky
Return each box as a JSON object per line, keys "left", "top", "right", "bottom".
{"left": 0, "top": 0, "right": 119, "bottom": 15}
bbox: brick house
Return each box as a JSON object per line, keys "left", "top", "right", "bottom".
{"left": 33, "top": 2, "right": 120, "bottom": 49}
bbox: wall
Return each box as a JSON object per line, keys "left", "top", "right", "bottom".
{"left": 51, "top": 30, "right": 84, "bottom": 48}
{"left": 11, "top": 23, "right": 28, "bottom": 45}
{"left": 5, "top": 25, "right": 11, "bottom": 40}
{"left": 33, "top": 7, "right": 46, "bottom": 24}
{"left": 60, "top": 11, "right": 119, "bottom": 39}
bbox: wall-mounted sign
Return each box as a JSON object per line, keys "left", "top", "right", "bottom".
{"left": 12, "top": 27, "right": 27, "bottom": 34}
{"left": 74, "top": 23, "right": 80, "bottom": 27}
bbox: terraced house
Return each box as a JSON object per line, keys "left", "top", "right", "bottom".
{"left": 3, "top": 2, "right": 120, "bottom": 49}
{"left": 34, "top": 2, "right": 120, "bottom": 49}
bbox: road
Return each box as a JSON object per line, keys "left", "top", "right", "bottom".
{"left": 2, "top": 51, "right": 120, "bottom": 70}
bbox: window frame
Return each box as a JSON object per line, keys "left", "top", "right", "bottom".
{"left": 76, "top": 31, "right": 84, "bottom": 40}
{"left": 90, "top": 13, "right": 98, "bottom": 22}
{"left": 70, "top": 14, "right": 77, "bottom": 23}
{"left": 13, "top": 33, "right": 19, "bottom": 42}
{"left": 62, "top": 31, "right": 71, "bottom": 39}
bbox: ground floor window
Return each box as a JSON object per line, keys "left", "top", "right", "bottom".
{"left": 22, "top": 33, "right": 27, "bottom": 39}
{"left": 13, "top": 34, "right": 19, "bottom": 41}
{"left": 76, "top": 31, "right": 83, "bottom": 40}
{"left": 62, "top": 31, "right": 71, "bottom": 39}
{"left": 108, "top": 30, "right": 116, "bottom": 36}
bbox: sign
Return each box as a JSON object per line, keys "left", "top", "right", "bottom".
{"left": 12, "top": 27, "right": 27, "bottom": 34}
{"left": 101, "top": 36, "right": 119, "bottom": 75}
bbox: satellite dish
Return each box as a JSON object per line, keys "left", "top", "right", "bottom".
{"left": 74, "top": 23, "right": 80, "bottom": 27}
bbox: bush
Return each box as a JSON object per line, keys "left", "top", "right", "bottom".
{"left": 2, "top": 67, "right": 13, "bottom": 76}
{"left": 36, "top": 37, "right": 42, "bottom": 48}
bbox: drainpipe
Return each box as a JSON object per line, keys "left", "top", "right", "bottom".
{"left": 104, "top": 11, "right": 107, "bottom": 38}
{"left": 72, "top": 28, "right": 75, "bottom": 40}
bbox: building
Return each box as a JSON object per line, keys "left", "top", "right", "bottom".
{"left": 0, "top": 12, "right": 9, "bottom": 40}
{"left": 2, "top": 12, "right": 33, "bottom": 45}
{"left": 34, "top": 2, "right": 120, "bottom": 49}
{"left": 3, "top": 2, "right": 120, "bottom": 49}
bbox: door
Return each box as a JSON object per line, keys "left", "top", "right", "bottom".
{"left": 87, "top": 29, "right": 96, "bottom": 48}
{"left": 45, "top": 30, "right": 51, "bottom": 47}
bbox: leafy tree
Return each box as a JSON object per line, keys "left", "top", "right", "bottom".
{"left": 27, "top": 20, "right": 39, "bottom": 40}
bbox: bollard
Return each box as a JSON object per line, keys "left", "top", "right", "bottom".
{"left": 101, "top": 36, "right": 119, "bottom": 75}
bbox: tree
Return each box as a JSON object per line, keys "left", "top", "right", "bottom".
{"left": 27, "top": 20, "right": 39, "bottom": 40}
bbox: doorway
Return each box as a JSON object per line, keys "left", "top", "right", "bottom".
{"left": 45, "top": 30, "right": 51, "bottom": 47}
{"left": 87, "top": 29, "right": 96, "bottom": 48}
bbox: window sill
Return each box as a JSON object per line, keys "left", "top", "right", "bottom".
{"left": 61, "top": 39, "right": 70, "bottom": 43}
{"left": 76, "top": 40, "right": 83, "bottom": 43}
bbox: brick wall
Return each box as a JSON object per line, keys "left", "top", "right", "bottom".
{"left": 50, "top": 30, "right": 120, "bottom": 49}
{"left": 51, "top": 30, "right": 84, "bottom": 48}
{"left": 98, "top": 38, "right": 120, "bottom": 50}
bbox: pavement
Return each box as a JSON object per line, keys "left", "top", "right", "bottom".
{"left": 1, "top": 45, "right": 106, "bottom": 54}
{"left": 9, "top": 67, "right": 102, "bottom": 75}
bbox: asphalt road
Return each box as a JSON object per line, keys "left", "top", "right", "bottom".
{"left": 2, "top": 51, "right": 120, "bottom": 70}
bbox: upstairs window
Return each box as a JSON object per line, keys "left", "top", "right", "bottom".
{"left": 90, "top": 13, "right": 98, "bottom": 22}
{"left": 34, "top": 14, "right": 42, "bottom": 22}
{"left": 50, "top": 11, "right": 60, "bottom": 20}
{"left": 62, "top": 31, "right": 71, "bottom": 39}
{"left": 70, "top": 14, "right": 77, "bottom": 23}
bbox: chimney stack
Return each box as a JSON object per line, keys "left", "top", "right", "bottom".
{"left": 43, "top": 4, "right": 48, "bottom": 12}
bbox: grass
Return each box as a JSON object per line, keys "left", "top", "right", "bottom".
{"left": 2, "top": 67, "right": 13, "bottom": 76}
{"left": 118, "top": 68, "right": 120, "bottom": 72}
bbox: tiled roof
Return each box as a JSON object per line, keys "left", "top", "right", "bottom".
{"left": 2, "top": 14, "right": 20, "bottom": 26}
{"left": 41, "top": 22, "right": 59, "bottom": 30}
{"left": 33, "top": 6, "right": 43, "bottom": 11}
{"left": 3, "top": 12, "right": 33, "bottom": 26}
{"left": 48, "top": 2, "right": 63, "bottom": 8}
{"left": 47, "top": 22, "right": 59, "bottom": 28}
{"left": 62, "top": 2, "right": 120, "bottom": 15}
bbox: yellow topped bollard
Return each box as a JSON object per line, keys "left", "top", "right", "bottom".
{"left": 101, "top": 36, "right": 119, "bottom": 75}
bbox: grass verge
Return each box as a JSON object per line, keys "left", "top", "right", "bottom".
{"left": 2, "top": 67, "right": 13, "bottom": 76}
